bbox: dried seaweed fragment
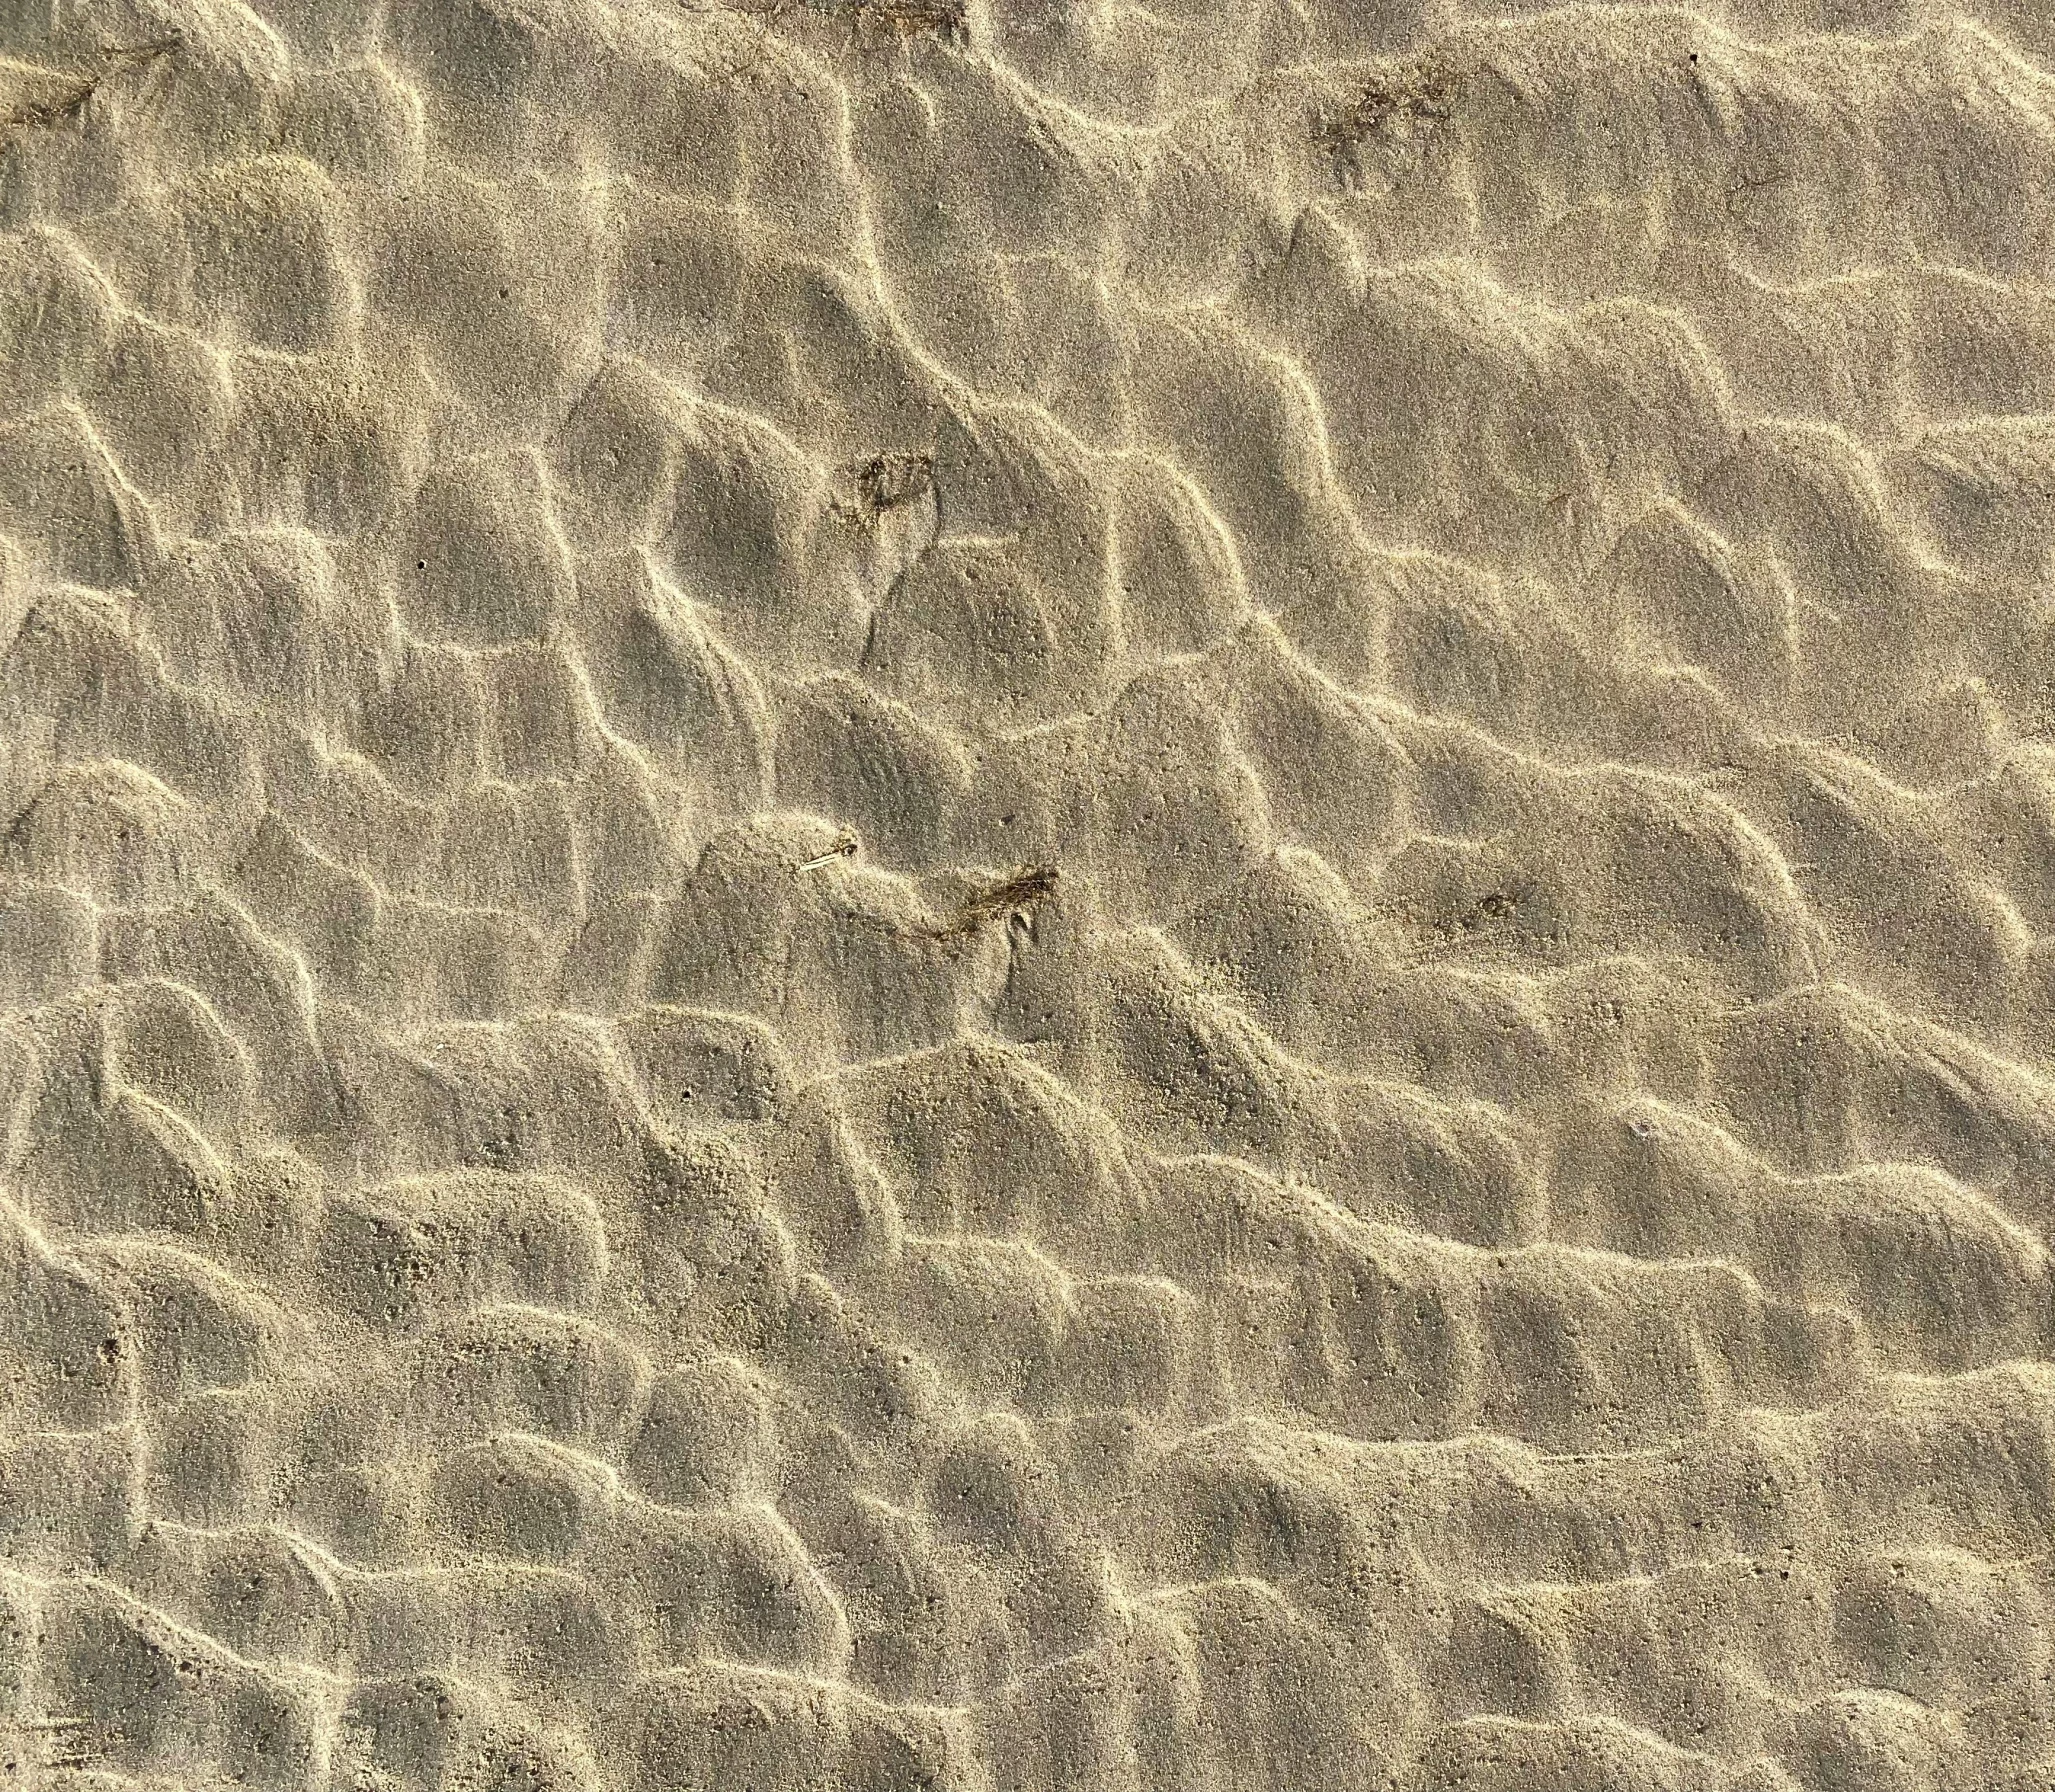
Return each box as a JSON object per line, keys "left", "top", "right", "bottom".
{"left": 1314, "top": 58, "right": 1465, "bottom": 184}
{"left": 929, "top": 864, "right": 1060, "bottom": 940}
{"left": 821, "top": 0, "right": 969, "bottom": 49}
{"left": 2, "top": 34, "right": 181, "bottom": 134}
{"left": 689, "top": 0, "right": 968, "bottom": 51}
{"left": 834, "top": 450, "right": 935, "bottom": 527}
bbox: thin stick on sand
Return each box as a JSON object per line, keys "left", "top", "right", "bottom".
{"left": 799, "top": 828, "right": 861, "bottom": 870}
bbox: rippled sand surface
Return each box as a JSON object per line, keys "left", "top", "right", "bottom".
{"left": 7, "top": 0, "right": 2055, "bottom": 1786}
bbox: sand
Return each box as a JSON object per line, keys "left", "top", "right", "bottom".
{"left": 2, "top": 0, "right": 2054, "bottom": 1786}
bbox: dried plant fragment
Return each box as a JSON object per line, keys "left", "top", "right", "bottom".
{"left": 835, "top": 450, "right": 936, "bottom": 528}
{"left": 929, "top": 865, "right": 1061, "bottom": 940}
{"left": 2, "top": 35, "right": 180, "bottom": 134}
{"left": 1314, "top": 57, "right": 1464, "bottom": 185}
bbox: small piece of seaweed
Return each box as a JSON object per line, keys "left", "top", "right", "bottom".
{"left": 3, "top": 34, "right": 181, "bottom": 134}
{"left": 930, "top": 865, "right": 1060, "bottom": 941}
{"left": 689, "top": 0, "right": 967, "bottom": 52}
{"left": 833, "top": 0, "right": 968, "bottom": 47}
{"left": 1314, "top": 61, "right": 1464, "bottom": 185}
{"left": 855, "top": 450, "right": 934, "bottom": 519}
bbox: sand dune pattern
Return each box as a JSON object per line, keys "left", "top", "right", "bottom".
{"left": 5, "top": 0, "right": 2055, "bottom": 1786}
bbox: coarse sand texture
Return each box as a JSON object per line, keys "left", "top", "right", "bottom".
{"left": 5, "top": 0, "right": 2055, "bottom": 1787}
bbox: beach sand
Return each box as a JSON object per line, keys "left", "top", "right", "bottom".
{"left": 4, "top": 0, "right": 2055, "bottom": 1785}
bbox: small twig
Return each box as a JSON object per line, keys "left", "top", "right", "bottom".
{"left": 799, "top": 828, "right": 860, "bottom": 871}
{"left": 1724, "top": 162, "right": 1791, "bottom": 215}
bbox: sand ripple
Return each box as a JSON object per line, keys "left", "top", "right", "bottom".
{"left": 5, "top": 0, "right": 2055, "bottom": 1786}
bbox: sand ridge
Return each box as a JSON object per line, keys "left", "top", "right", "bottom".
{"left": 4, "top": 0, "right": 2055, "bottom": 1785}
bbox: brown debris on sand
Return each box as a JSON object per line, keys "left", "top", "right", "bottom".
{"left": 3, "top": 35, "right": 181, "bottom": 134}
{"left": 828, "top": 0, "right": 969, "bottom": 48}
{"left": 929, "top": 865, "right": 1061, "bottom": 941}
{"left": 1314, "top": 58, "right": 1465, "bottom": 184}
{"left": 835, "top": 450, "right": 936, "bottom": 526}
{"left": 689, "top": 0, "right": 968, "bottom": 51}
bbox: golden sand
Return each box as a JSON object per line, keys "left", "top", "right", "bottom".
{"left": 4, "top": 0, "right": 2055, "bottom": 1786}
